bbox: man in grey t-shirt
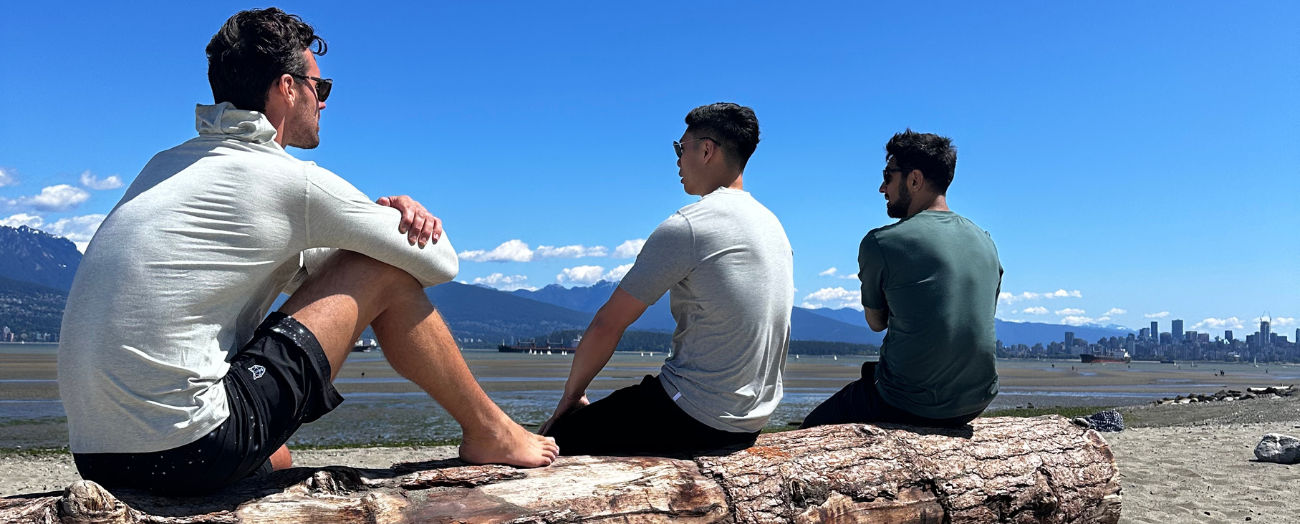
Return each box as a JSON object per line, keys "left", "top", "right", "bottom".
{"left": 540, "top": 103, "right": 794, "bottom": 455}
{"left": 801, "top": 130, "right": 1001, "bottom": 429}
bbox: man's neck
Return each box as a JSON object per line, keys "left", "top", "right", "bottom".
{"left": 906, "top": 194, "right": 949, "bottom": 218}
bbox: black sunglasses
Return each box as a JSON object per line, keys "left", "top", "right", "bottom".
{"left": 289, "top": 73, "right": 332, "bottom": 102}
{"left": 673, "top": 136, "right": 716, "bottom": 158}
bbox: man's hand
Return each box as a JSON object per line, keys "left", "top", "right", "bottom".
{"left": 376, "top": 195, "right": 442, "bottom": 248}
{"left": 539, "top": 392, "right": 589, "bottom": 435}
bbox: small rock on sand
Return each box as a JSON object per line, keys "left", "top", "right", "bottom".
{"left": 1254, "top": 433, "right": 1300, "bottom": 464}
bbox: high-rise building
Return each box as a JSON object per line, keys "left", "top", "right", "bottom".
{"left": 1261, "top": 319, "right": 1271, "bottom": 347}
{"left": 1150, "top": 321, "right": 1159, "bottom": 342}
{"left": 1140, "top": 327, "right": 1150, "bottom": 340}
{"left": 1172, "top": 319, "right": 1184, "bottom": 342}
{"left": 1065, "top": 331, "right": 1075, "bottom": 350}
{"left": 1226, "top": 330, "right": 1234, "bottom": 342}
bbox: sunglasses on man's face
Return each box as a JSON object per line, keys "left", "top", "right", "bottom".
{"left": 289, "top": 73, "right": 332, "bottom": 102}
{"left": 673, "top": 136, "right": 716, "bottom": 158}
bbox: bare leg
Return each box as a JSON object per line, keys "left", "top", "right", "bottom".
{"left": 278, "top": 251, "right": 558, "bottom": 467}
{"left": 270, "top": 444, "right": 292, "bottom": 470}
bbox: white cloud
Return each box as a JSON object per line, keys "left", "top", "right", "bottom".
{"left": 1, "top": 213, "right": 44, "bottom": 228}
{"left": 471, "top": 273, "right": 536, "bottom": 291}
{"left": 14, "top": 184, "right": 91, "bottom": 212}
{"left": 557, "top": 265, "right": 606, "bottom": 286}
{"left": 997, "top": 289, "right": 1084, "bottom": 304}
{"left": 613, "top": 239, "right": 645, "bottom": 258}
{"left": 1104, "top": 308, "right": 1127, "bottom": 316}
{"left": 535, "top": 244, "right": 608, "bottom": 258}
{"left": 1192, "top": 316, "right": 1245, "bottom": 332}
{"left": 1257, "top": 316, "right": 1297, "bottom": 328}
{"left": 819, "top": 267, "right": 838, "bottom": 277}
{"left": 799, "top": 287, "right": 863, "bottom": 311}
{"left": 0, "top": 167, "right": 15, "bottom": 187}
{"left": 79, "top": 171, "right": 124, "bottom": 190}
{"left": 36, "top": 214, "right": 107, "bottom": 253}
{"left": 603, "top": 263, "right": 633, "bottom": 282}
{"left": 1020, "top": 306, "right": 1049, "bottom": 315}
{"left": 1060, "top": 315, "right": 1098, "bottom": 326}
{"left": 1144, "top": 311, "right": 1170, "bottom": 319}
{"left": 1055, "top": 308, "right": 1086, "bottom": 316}
{"left": 458, "top": 239, "right": 534, "bottom": 262}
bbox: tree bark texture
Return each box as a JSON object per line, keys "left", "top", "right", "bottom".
{"left": 0, "top": 416, "right": 1120, "bottom": 523}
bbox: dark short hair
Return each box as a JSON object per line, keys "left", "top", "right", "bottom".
{"left": 885, "top": 129, "right": 957, "bottom": 194}
{"left": 684, "top": 103, "right": 760, "bottom": 170}
{"left": 205, "top": 8, "right": 327, "bottom": 112}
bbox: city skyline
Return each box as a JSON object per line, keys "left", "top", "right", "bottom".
{"left": 0, "top": 2, "right": 1295, "bottom": 333}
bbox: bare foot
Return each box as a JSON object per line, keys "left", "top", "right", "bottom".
{"left": 460, "top": 420, "right": 559, "bottom": 468}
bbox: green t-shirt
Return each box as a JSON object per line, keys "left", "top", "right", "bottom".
{"left": 859, "top": 210, "right": 1002, "bottom": 419}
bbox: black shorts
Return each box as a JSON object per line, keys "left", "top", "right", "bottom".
{"left": 543, "top": 375, "right": 759, "bottom": 457}
{"left": 799, "top": 361, "right": 981, "bottom": 429}
{"left": 72, "top": 312, "right": 344, "bottom": 495}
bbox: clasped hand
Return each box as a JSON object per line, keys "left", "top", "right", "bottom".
{"left": 377, "top": 195, "right": 441, "bottom": 248}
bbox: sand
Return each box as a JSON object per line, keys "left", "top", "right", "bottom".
{"left": 5, "top": 397, "right": 1300, "bottom": 522}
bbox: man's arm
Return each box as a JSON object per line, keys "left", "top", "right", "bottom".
{"left": 864, "top": 307, "right": 888, "bottom": 332}
{"left": 539, "top": 287, "right": 648, "bottom": 434}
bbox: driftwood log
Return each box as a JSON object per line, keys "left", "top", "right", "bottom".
{"left": 0, "top": 416, "right": 1121, "bottom": 523}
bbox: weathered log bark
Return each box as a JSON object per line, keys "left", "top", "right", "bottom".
{"left": 0, "top": 416, "right": 1120, "bottom": 523}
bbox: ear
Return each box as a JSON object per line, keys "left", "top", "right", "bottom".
{"left": 907, "top": 169, "right": 925, "bottom": 191}
{"left": 268, "top": 74, "right": 296, "bottom": 106}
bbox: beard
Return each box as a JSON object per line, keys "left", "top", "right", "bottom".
{"left": 886, "top": 182, "right": 911, "bottom": 218}
{"left": 285, "top": 100, "right": 321, "bottom": 149}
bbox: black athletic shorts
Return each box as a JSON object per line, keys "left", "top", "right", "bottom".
{"left": 543, "top": 375, "right": 759, "bottom": 457}
{"left": 72, "top": 312, "right": 344, "bottom": 495}
{"left": 799, "top": 361, "right": 982, "bottom": 429}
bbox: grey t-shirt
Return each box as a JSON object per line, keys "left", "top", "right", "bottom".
{"left": 58, "top": 103, "right": 459, "bottom": 454}
{"left": 859, "top": 210, "right": 1002, "bottom": 419}
{"left": 618, "top": 187, "right": 794, "bottom": 433}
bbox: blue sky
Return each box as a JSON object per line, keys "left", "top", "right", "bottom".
{"left": 1, "top": 2, "right": 1296, "bottom": 337}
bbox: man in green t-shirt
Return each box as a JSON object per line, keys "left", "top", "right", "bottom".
{"left": 802, "top": 130, "right": 1002, "bottom": 429}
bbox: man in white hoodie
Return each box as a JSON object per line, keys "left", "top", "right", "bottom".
{"left": 58, "top": 8, "right": 556, "bottom": 495}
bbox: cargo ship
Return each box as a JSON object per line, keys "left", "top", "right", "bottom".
{"left": 1080, "top": 350, "right": 1131, "bottom": 364}
{"left": 497, "top": 338, "right": 576, "bottom": 355}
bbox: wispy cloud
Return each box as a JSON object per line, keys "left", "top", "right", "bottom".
{"left": 818, "top": 267, "right": 838, "bottom": 277}
{"left": 459, "top": 239, "right": 534, "bottom": 262}
{"left": 1020, "top": 306, "right": 1049, "bottom": 315}
{"left": 1144, "top": 311, "right": 1170, "bottom": 319}
{"left": 79, "top": 171, "right": 124, "bottom": 190}
{"left": 1192, "top": 316, "right": 1245, "bottom": 332}
{"left": 799, "top": 287, "right": 863, "bottom": 311}
{"left": 1256, "top": 316, "right": 1297, "bottom": 328}
{"left": 459, "top": 240, "right": 612, "bottom": 262}
{"left": 0, "top": 167, "right": 15, "bottom": 188}
{"left": 43, "top": 214, "right": 107, "bottom": 253}
{"left": 9, "top": 184, "right": 91, "bottom": 212}
{"left": 556, "top": 265, "right": 607, "bottom": 286}
{"left": 613, "top": 239, "right": 645, "bottom": 258}
{"left": 997, "top": 289, "right": 1083, "bottom": 304}
{"left": 1060, "top": 315, "right": 1099, "bottom": 326}
{"left": 471, "top": 273, "right": 536, "bottom": 291}
{"left": 536, "top": 244, "right": 608, "bottom": 258}
{"left": 1104, "top": 308, "right": 1127, "bottom": 316}
{"left": 604, "top": 263, "right": 633, "bottom": 282}
{"left": 0, "top": 213, "right": 44, "bottom": 228}
{"left": 1055, "top": 308, "right": 1086, "bottom": 316}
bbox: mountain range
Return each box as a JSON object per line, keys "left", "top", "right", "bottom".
{"left": 0, "top": 225, "right": 1133, "bottom": 346}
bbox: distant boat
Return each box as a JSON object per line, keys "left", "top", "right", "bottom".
{"left": 498, "top": 340, "right": 573, "bottom": 355}
{"left": 1080, "top": 350, "right": 1130, "bottom": 364}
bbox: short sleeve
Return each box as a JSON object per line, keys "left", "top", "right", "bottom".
{"left": 858, "top": 233, "right": 887, "bottom": 311}
{"left": 617, "top": 213, "right": 696, "bottom": 305}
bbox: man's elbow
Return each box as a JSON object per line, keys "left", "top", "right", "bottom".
{"left": 868, "top": 321, "right": 887, "bottom": 332}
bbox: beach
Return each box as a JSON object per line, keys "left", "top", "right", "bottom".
{"left": 4, "top": 345, "right": 1300, "bottom": 521}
